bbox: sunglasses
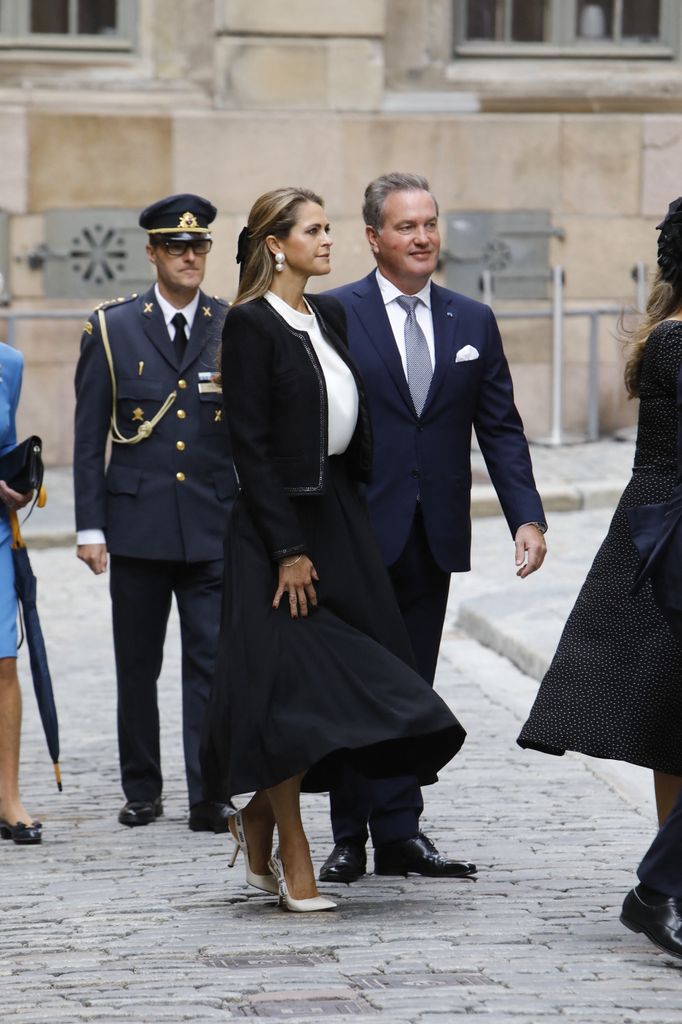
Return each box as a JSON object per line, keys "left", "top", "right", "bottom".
{"left": 158, "top": 238, "right": 213, "bottom": 257}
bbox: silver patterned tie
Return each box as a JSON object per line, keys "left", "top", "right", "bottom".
{"left": 397, "top": 295, "right": 432, "bottom": 416}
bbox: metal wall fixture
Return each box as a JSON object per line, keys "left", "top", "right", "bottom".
{"left": 23, "top": 209, "right": 153, "bottom": 299}
{"left": 443, "top": 210, "right": 565, "bottom": 301}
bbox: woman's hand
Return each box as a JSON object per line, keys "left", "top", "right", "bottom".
{"left": 273, "top": 554, "right": 319, "bottom": 619}
{"left": 0, "top": 480, "right": 34, "bottom": 512}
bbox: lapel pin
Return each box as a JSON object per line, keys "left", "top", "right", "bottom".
{"left": 138, "top": 361, "right": 144, "bottom": 376}
{"left": 446, "top": 311, "right": 454, "bottom": 318}
{"left": 143, "top": 302, "right": 153, "bottom": 314}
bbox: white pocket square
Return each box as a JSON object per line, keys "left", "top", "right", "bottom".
{"left": 455, "top": 345, "right": 479, "bottom": 362}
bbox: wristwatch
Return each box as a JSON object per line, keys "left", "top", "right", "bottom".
{"left": 529, "top": 521, "right": 547, "bottom": 534}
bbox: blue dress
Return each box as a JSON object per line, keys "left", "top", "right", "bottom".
{"left": 0, "top": 342, "right": 23, "bottom": 658}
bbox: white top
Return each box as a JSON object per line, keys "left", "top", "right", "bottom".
{"left": 375, "top": 268, "right": 435, "bottom": 373}
{"left": 154, "top": 283, "right": 199, "bottom": 342}
{"left": 265, "top": 290, "right": 359, "bottom": 456}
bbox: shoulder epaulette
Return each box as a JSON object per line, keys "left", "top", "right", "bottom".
{"left": 93, "top": 293, "right": 139, "bottom": 312}
{"left": 212, "top": 295, "right": 230, "bottom": 308}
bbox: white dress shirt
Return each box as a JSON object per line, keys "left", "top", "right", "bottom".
{"left": 265, "top": 290, "right": 359, "bottom": 456}
{"left": 375, "top": 268, "right": 435, "bottom": 374}
{"left": 77, "top": 285, "right": 201, "bottom": 546}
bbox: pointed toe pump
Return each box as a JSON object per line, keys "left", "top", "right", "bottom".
{"left": 268, "top": 852, "right": 337, "bottom": 913}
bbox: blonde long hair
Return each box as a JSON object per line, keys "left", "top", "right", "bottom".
{"left": 233, "top": 187, "right": 324, "bottom": 306}
{"left": 623, "top": 270, "right": 682, "bottom": 398}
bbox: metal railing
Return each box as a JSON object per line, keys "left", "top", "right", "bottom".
{"left": 481, "top": 264, "right": 646, "bottom": 446}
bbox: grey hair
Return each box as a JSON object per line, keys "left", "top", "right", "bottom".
{"left": 362, "top": 172, "right": 439, "bottom": 232}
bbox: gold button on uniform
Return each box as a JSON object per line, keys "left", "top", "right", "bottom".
{"left": 178, "top": 379, "right": 187, "bottom": 389}
{"left": 176, "top": 441, "right": 185, "bottom": 451}
{"left": 177, "top": 409, "right": 186, "bottom": 419}
{"left": 176, "top": 472, "right": 185, "bottom": 482}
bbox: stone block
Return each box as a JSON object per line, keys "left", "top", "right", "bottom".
{"left": 28, "top": 114, "right": 172, "bottom": 210}
{"left": 171, "top": 112, "right": 345, "bottom": 214}
{"left": 0, "top": 107, "right": 27, "bottom": 214}
{"left": 560, "top": 117, "right": 641, "bottom": 216}
{"left": 218, "top": 39, "right": 327, "bottom": 109}
{"left": 433, "top": 116, "right": 563, "bottom": 212}
{"left": 555, "top": 214, "right": 654, "bottom": 300}
{"left": 641, "top": 116, "right": 682, "bottom": 218}
{"left": 215, "top": 38, "right": 383, "bottom": 111}
{"left": 215, "top": 0, "right": 387, "bottom": 37}
{"left": 328, "top": 40, "right": 384, "bottom": 112}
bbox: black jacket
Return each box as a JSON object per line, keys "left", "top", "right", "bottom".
{"left": 221, "top": 293, "right": 372, "bottom": 561}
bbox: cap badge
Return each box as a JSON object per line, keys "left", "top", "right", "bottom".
{"left": 178, "top": 212, "right": 198, "bottom": 229}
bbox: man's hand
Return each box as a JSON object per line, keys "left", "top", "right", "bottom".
{"left": 77, "top": 543, "right": 108, "bottom": 575}
{"left": 514, "top": 524, "right": 546, "bottom": 579}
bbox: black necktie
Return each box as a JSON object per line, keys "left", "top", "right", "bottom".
{"left": 171, "top": 312, "right": 188, "bottom": 362}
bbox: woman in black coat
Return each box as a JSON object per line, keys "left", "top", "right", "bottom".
{"left": 202, "top": 187, "right": 465, "bottom": 913}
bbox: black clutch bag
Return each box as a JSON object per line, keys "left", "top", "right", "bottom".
{"left": 0, "top": 436, "right": 44, "bottom": 493}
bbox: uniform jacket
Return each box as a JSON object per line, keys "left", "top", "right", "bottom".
{"left": 325, "top": 272, "right": 545, "bottom": 572}
{"left": 0, "top": 342, "right": 23, "bottom": 549}
{"left": 74, "top": 285, "right": 237, "bottom": 562}
{"left": 221, "top": 294, "right": 372, "bottom": 561}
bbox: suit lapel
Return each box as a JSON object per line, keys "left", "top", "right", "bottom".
{"left": 139, "top": 286, "right": 178, "bottom": 370}
{"left": 351, "top": 274, "right": 414, "bottom": 414}
{"left": 424, "top": 284, "right": 459, "bottom": 413}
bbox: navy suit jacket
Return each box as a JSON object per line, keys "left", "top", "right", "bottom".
{"left": 324, "top": 272, "right": 545, "bottom": 572}
{"left": 74, "top": 285, "right": 237, "bottom": 562}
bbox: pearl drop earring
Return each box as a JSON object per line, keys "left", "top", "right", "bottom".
{"left": 274, "top": 252, "right": 286, "bottom": 272}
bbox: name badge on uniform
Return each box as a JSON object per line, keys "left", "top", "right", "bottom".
{"left": 198, "top": 370, "right": 222, "bottom": 394}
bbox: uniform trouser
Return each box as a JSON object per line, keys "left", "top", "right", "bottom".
{"left": 109, "top": 555, "right": 223, "bottom": 808}
{"left": 638, "top": 784, "right": 682, "bottom": 897}
{"left": 329, "top": 505, "right": 451, "bottom": 847}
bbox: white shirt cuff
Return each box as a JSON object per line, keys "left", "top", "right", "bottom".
{"left": 77, "top": 529, "right": 106, "bottom": 546}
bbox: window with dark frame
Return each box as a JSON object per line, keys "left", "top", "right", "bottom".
{"left": 30, "top": 0, "right": 117, "bottom": 36}
{"left": 461, "top": 0, "right": 663, "bottom": 46}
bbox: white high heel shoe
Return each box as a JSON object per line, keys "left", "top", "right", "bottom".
{"left": 268, "top": 851, "right": 337, "bottom": 913}
{"left": 228, "top": 810, "right": 278, "bottom": 895}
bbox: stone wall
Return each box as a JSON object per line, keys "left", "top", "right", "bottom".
{"left": 1, "top": 0, "right": 675, "bottom": 461}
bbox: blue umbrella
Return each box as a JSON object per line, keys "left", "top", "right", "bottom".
{"left": 9, "top": 509, "right": 62, "bottom": 790}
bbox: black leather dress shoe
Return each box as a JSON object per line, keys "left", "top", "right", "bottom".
{"left": 621, "top": 884, "right": 682, "bottom": 959}
{"left": 374, "top": 832, "right": 477, "bottom": 878}
{"left": 188, "top": 800, "right": 235, "bottom": 833}
{"left": 319, "top": 840, "right": 367, "bottom": 883}
{"left": 118, "top": 798, "right": 163, "bottom": 827}
{"left": 0, "top": 819, "right": 42, "bottom": 845}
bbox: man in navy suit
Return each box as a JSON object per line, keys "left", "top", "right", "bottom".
{"left": 621, "top": 790, "right": 682, "bottom": 959}
{"left": 320, "top": 172, "right": 547, "bottom": 882}
{"left": 74, "top": 194, "right": 237, "bottom": 831}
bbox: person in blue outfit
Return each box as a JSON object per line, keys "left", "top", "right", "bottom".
{"left": 319, "top": 172, "right": 547, "bottom": 884}
{"left": 0, "top": 342, "right": 42, "bottom": 844}
{"left": 73, "top": 194, "right": 237, "bottom": 831}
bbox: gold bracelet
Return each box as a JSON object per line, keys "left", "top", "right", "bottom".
{"left": 280, "top": 554, "right": 303, "bottom": 567}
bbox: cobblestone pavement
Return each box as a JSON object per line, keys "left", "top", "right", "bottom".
{"left": 4, "top": 524, "right": 682, "bottom": 1024}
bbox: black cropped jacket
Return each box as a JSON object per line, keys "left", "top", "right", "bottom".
{"left": 221, "top": 294, "right": 373, "bottom": 561}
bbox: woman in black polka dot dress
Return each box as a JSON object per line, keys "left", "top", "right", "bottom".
{"left": 518, "top": 198, "right": 682, "bottom": 826}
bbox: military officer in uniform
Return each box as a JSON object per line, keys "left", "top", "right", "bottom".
{"left": 74, "top": 194, "right": 237, "bottom": 831}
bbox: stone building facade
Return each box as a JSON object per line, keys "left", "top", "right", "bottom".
{"left": 1, "top": 0, "right": 680, "bottom": 461}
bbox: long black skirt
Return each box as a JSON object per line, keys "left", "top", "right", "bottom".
{"left": 202, "top": 457, "right": 465, "bottom": 798}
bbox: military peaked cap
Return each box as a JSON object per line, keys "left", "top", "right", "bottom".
{"left": 139, "top": 193, "right": 217, "bottom": 239}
